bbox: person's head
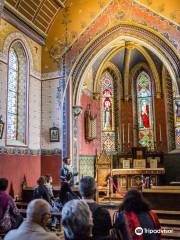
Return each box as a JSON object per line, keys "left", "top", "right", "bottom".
{"left": 62, "top": 199, "right": 93, "bottom": 240}
{"left": 79, "top": 176, "right": 96, "bottom": 199}
{"left": 63, "top": 157, "right": 71, "bottom": 165}
{"left": 0, "top": 178, "right": 8, "bottom": 191}
{"left": 119, "top": 189, "right": 150, "bottom": 213}
{"left": 37, "top": 176, "right": 46, "bottom": 186}
{"left": 26, "top": 199, "right": 51, "bottom": 227}
{"left": 45, "top": 175, "right": 52, "bottom": 184}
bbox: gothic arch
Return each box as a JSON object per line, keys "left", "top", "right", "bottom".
{"left": 128, "top": 45, "right": 161, "bottom": 98}
{"left": 71, "top": 23, "right": 180, "bottom": 105}
{"left": 130, "top": 63, "right": 156, "bottom": 146}
{"left": 95, "top": 61, "right": 123, "bottom": 97}
{"left": 1, "top": 32, "right": 33, "bottom": 72}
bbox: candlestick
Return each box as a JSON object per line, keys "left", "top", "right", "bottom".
{"left": 159, "top": 124, "right": 162, "bottom": 142}
{"left": 128, "top": 123, "right": 130, "bottom": 144}
{"left": 122, "top": 124, "right": 125, "bottom": 144}
{"left": 117, "top": 127, "right": 119, "bottom": 142}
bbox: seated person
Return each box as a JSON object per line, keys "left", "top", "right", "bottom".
{"left": 45, "top": 175, "right": 54, "bottom": 199}
{"left": 59, "top": 182, "right": 79, "bottom": 206}
{"left": 0, "top": 178, "right": 23, "bottom": 233}
{"left": 33, "top": 176, "right": 59, "bottom": 229}
{"left": 5, "top": 199, "right": 59, "bottom": 240}
{"left": 79, "top": 176, "right": 112, "bottom": 240}
{"left": 62, "top": 199, "right": 93, "bottom": 240}
{"left": 113, "top": 189, "right": 161, "bottom": 240}
{"left": 33, "top": 176, "right": 52, "bottom": 206}
{"left": 45, "top": 175, "right": 62, "bottom": 211}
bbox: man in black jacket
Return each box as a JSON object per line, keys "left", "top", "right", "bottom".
{"left": 79, "top": 176, "right": 112, "bottom": 240}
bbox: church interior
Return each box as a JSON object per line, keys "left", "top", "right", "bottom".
{"left": 0, "top": 0, "right": 180, "bottom": 238}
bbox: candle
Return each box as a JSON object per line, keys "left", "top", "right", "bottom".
{"left": 122, "top": 124, "right": 125, "bottom": 144}
{"left": 159, "top": 124, "right": 162, "bottom": 142}
{"left": 117, "top": 127, "right": 119, "bottom": 142}
{"left": 128, "top": 123, "right": 130, "bottom": 144}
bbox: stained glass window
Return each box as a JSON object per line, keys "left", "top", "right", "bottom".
{"left": 7, "top": 48, "right": 18, "bottom": 140}
{"left": 7, "top": 43, "right": 28, "bottom": 145}
{"left": 136, "top": 71, "right": 154, "bottom": 148}
{"left": 101, "top": 72, "right": 115, "bottom": 152}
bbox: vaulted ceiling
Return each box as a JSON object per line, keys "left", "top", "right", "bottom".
{"left": 3, "top": 0, "right": 67, "bottom": 37}
{"left": 3, "top": 0, "right": 180, "bottom": 41}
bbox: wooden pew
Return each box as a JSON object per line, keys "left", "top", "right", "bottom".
{"left": 22, "top": 186, "right": 80, "bottom": 203}
{"left": 15, "top": 202, "right": 28, "bottom": 209}
{"left": 160, "top": 219, "right": 180, "bottom": 227}
{"left": 142, "top": 188, "right": 180, "bottom": 210}
{"left": 154, "top": 210, "right": 180, "bottom": 220}
{"left": 162, "top": 232, "right": 180, "bottom": 239}
{"left": 151, "top": 186, "right": 180, "bottom": 190}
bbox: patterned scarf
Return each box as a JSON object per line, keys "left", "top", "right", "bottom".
{"left": 124, "top": 210, "right": 161, "bottom": 240}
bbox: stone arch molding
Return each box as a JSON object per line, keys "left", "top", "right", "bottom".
{"left": 1, "top": 32, "right": 34, "bottom": 72}
{"left": 72, "top": 23, "right": 180, "bottom": 104}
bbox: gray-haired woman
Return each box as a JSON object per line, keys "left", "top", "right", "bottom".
{"left": 62, "top": 199, "right": 93, "bottom": 240}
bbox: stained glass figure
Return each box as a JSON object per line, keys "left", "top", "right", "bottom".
{"left": 101, "top": 73, "right": 115, "bottom": 152}
{"left": 136, "top": 71, "right": 154, "bottom": 148}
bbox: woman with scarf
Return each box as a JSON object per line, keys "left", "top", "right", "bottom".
{"left": 0, "top": 178, "right": 23, "bottom": 233}
{"left": 113, "top": 189, "right": 161, "bottom": 240}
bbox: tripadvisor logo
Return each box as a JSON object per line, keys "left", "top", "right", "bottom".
{"left": 135, "top": 227, "right": 143, "bottom": 235}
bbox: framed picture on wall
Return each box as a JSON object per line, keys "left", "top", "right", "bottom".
{"left": 0, "top": 116, "right": 4, "bottom": 139}
{"left": 49, "top": 127, "right": 60, "bottom": 142}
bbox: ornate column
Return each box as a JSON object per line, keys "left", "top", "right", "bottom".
{"left": 124, "top": 42, "right": 133, "bottom": 101}
{"left": 72, "top": 105, "right": 82, "bottom": 183}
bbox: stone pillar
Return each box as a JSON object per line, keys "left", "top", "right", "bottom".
{"left": 72, "top": 105, "right": 82, "bottom": 184}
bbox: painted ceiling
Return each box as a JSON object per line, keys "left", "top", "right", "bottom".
{"left": 2, "top": 0, "right": 180, "bottom": 73}
{"left": 3, "top": 0, "right": 180, "bottom": 38}
{"left": 3, "top": 0, "right": 67, "bottom": 36}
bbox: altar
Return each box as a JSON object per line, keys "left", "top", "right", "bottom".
{"left": 112, "top": 168, "right": 165, "bottom": 190}
{"left": 96, "top": 148, "right": 165, "bottom": 195}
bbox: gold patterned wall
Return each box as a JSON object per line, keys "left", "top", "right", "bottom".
{"left": 0, "top": 19, "right": 42, "bottom": 74}
{"left": 42, "top": 0, "right": 180, "bottom": 73}
{"left": 138, "top": 0, "right": 180, "bottom": 23}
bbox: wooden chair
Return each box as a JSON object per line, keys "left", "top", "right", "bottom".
{"left": 96, "top": 150, "right": 112, "bottom": 202}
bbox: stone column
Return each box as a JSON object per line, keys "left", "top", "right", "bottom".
{"left": 72, "top": 105, "right": 82, "bottom": 184}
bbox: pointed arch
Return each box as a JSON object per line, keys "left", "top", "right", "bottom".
{"left": 6, "top": 40, "right": 29, "bottom": 146}
{"left": 130, "top": 63, "right": 155, "bottom": 148}
{"left": 1, "top": 32, "right": 33, "bottom": 72}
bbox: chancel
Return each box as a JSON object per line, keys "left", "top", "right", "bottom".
{"left": 0, "top": 0, "right": 180, "bottom": 239}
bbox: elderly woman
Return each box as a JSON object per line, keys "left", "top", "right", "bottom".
{"left": 62, "top": 199, "right": 93, "bottom": 240}
{"left": 0, "top": 178, "right": 23, "bottom": 233}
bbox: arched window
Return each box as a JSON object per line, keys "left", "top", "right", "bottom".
{"left": 136, "top": 71, "right": 154, "bottom": 148}
{"left": 101, "top": 72, "right": 115, "bottom": 152}
{"left": 7, "top": 42, "right": 28, "bottom": 145}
